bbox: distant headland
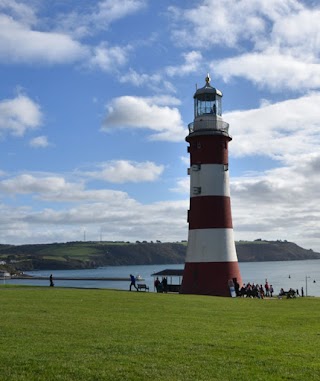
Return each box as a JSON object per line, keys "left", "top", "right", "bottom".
{"left": 1, "top": 239, "right": 320, "bottom": 273}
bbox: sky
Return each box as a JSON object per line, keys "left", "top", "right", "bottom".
{"left": 1, "top": 0, "right": 320, "bottom": 251}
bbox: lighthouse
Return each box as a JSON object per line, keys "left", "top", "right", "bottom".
{"left": 180, "top": 74, "right": 242, "bottom": 297}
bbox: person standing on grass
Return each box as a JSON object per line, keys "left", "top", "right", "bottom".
{"left": 270, "top": 285, "right": 274, "bottom": 297}
{"left": 49, "top": 274, "right": 54, "bottom": 287}
{"left": 265, "top": 280, "right": 270, "bottom": 297}
{"left": 154, "top": 277, "right": 160, "bottom": 292}
{"left": 129, "top": 274, "right": 138, "bottom": 291}
{"left": 162, "top": 277, "right": 168, "bottom": 293}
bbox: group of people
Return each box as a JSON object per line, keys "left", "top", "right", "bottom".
{"left": 154, "top": 276, "right": 168, "bottom": 293}
{"left": 235, "top": 280, "right": 274, "bottom": 298}
{"left": 235, "top": 279, "right": 306, "bottom": 299}
{"left": 130, "top": 274, "right": 169, "bottom": 292}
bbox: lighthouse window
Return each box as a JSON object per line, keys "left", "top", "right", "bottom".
{"left": 195, "top": 95, "right": 216, "bottom": 116}
{"left": 216, "top": 96, "right": 222, "bottom": 116}
{"left": 194, "top": 94, "right": 223, "bottom": 117}
{"left": 197, "top": 142, "right": 201, "bottom": 149}
{"left": 192, "top": 164, "right": 201, "bottom": 171}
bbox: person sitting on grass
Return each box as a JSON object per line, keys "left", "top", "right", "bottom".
{"left": 287, "top": 288, "right": 296, "bottom": 299}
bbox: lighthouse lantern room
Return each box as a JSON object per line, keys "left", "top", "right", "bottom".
{"left": 180, "top": 74, "right": 242, "bottom": 297}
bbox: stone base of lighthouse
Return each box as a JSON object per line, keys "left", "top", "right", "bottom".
{"left": 180, "top": 261, "right": 242, "bottom": 297}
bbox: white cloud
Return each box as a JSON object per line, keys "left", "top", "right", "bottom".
{"left": 225, "top": 92, "right": 320, "bottom": 161}
{"left": 0, "top": 94, "right": 42, "bottom": 137}
{"left": 93, "top": 0, "right": 146, "bottom": 25}
{"left": 0, "top": 0, "right": 37, "bottom": 26}
{"left": 0, "top": 172, "right": 136, "bottom": 203}
{"left": 170, "top": 177, "right": 189, "bottom": 194}
{"left": 88, "top": 42, "right": 130, "bottom": 72}
{"left": 169, "top": 0, "right": 270, "bottom": 48}
{"left": 0, "top": 177, "right": 188, "bottom": 244}
{"left": 29, "top": 136, "right": 50, "bottom": 148}
{"left": 83, "top": 160, "right": 165, "bottom": 184}
{"left": 20, "top": 198, "right": 187, "bottom": 242}
{"left": 55, "top": 0, "right": 146, "bottom": 38}
{"left": 118, "top": 69, "right": 153, "bottom": 87}
{"left": 0, "top": 14, "right": 86, "bottom": 64}
{"left": 0, "top": 1, "right": 145, "bottom": 68}
{"left": 212, "top": 50, "right": 320, "bottom": 92}
{"left": 180, "top": 156, "right": 190, "bottom": 166}
{"left": 118, "top": 69, "right": 176, "bottom": 93}
{"left": 270, "top": 8, "right": 320, "bottom": 59}
{"left": 169, "top": 1, "right": 320, "bottom": 93}
{"left": 101, "top": 96, "right": 186, "bottom": 141}
{"left": 169, "top": 0, "right": 303, "bottom": 49}
{"left": 2, "top": 154, "right": 320, "bottom": 249}
{"left": 0, "top": 161, "right": 165, "bottom": 201}
{"left": 0, "top": 0, "right": 147, "bottom": 77}
{"left": 231, "top": 152, "right": 320, "bottom": 250}
{"left": 166, "top": 51, "right": 203, "bottom": 77}
{"left": 145, "top": 95, "right": 181, "bottom": 107}
{"left": 0, "top": 203, "right": 175, "bottom": 245}
{"left": 0, "top": 174, "right": 75, "bottom": 195}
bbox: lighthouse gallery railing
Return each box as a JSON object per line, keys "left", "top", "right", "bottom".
{"left": 188, "top": 119, "right": 229, "bottom": 134}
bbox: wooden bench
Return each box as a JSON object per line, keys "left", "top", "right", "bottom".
{"left": 137, "top": 284, "right": 149, "bottom": 292}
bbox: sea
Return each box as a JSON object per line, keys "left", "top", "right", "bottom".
{"left": 4, "top": 259, "right": 320, "bottom": 297}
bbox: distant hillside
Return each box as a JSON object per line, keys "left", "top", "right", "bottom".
{"left": 0, "top": 239, "right": 319, "bottom": 272}
{"left": 236, "top": 239, "right": 320, "bottom": 262}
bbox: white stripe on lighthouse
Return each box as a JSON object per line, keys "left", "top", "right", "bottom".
{"left": 185, "top": 228, "right": 238, "bottom": 263}
{"left": 190, "top": 164, "right": 230, "bottom": 197}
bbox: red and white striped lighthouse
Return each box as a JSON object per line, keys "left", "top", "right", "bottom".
{"left": 180, "top": 74, "right": 242, "bottom": 297}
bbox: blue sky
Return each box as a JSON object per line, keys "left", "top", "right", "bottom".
{"left": 1, "top": 0, "right": 320, "bottom": 251}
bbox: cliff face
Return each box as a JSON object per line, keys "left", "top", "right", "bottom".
{"left": 0, "top": 240, "right": 320, "bottom": 271}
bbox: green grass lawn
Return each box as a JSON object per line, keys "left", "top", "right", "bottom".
{"left": 1, "top": 286, "right": 319, "bottom": 381}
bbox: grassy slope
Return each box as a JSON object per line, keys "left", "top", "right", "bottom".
{"left": 1, "top": 286, "right": 320, "bottom": 381}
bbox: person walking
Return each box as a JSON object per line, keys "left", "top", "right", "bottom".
{"left": 129, "top": 274, "right": 138, "bottom": 291}
{"left": 49, "top": 274, "right": 54, "bottom": 287}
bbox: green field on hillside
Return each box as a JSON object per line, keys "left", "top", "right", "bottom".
{"left": 1, "top": 286, "right": 319, "bottom": 380}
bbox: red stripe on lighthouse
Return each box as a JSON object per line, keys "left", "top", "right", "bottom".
{"left": 189, "top": 196, "right": 233, "bottom": 229}
{"left": 187, "top": 135, "right": 231, "bottom": 165}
